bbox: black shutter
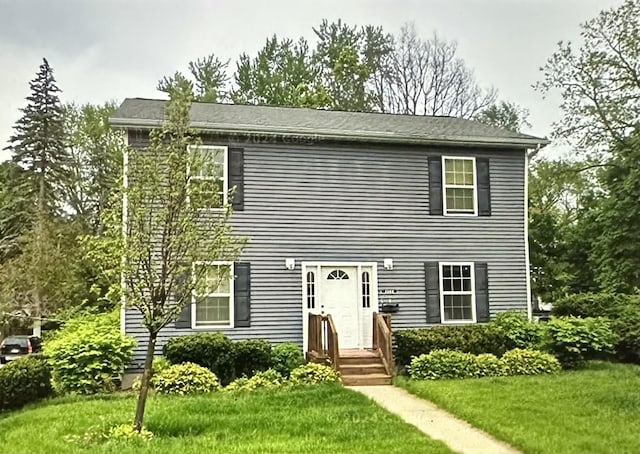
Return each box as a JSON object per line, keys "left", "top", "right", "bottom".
{"left": 174, "top": 264, "right": 192, "bottom": 329}
{"left": 477, "top": 158, "right": 491, "bottom": 216}
{"left": 228, "top": 147, "right": 244, "bottom": 211}
{"left": 424, "top": 262, "right": 441, "bottom": 323}
{"left": 474, "top": 262, "right": 490, "bottom": 322}
{"left": 234, "top": 262, "right": 251, "bottom": 327}
{"left": 428, "top": 156, "right": 443, "bottom": 215}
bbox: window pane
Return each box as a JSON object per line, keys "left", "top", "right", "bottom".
{"left": 443, "top": 294, "right": 473, "bottom": 321}
{"left": 463, "top": 278, "right": 471, "bottom": 291}
{"left": 192, "top": 148, "right": 224, "bottom": 177}
{"left": 442, "top": 278, "right": 452, "bottom": 291}
{"left": 190, "top": 179, "right": 223, "bottom": 209}
{"left": 462, "top": 265, "right": 471, "bottom": 278}
{"left": 452, "top": 266, "right": 461, "bottom": 277}
{"left": 195, "top": 296, "right": 230, "bottom": 324}
{"left": 442, "top": 265, "right": 452, "bottom": 278}
{"left": 446, "top": 188, "right": 474, "bottom": 212}
{"left": 452, "top": 278, "right": 462, "bottom": 291}
{"left": 195, "top": 265, "right": 231, "bottom": 294}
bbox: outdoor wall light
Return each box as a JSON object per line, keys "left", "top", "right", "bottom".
{"left": 285, "top": 258, "right": 296, "bottom": 270}
{"left": 383, "top": 258, "right": 393, "bottom": 270}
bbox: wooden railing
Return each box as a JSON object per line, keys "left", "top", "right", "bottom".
{"left": 307, "top": 313, "right": 340, "bottom": 370}
{"left": 373, "top": 312, "right": 394, "bottom": 376}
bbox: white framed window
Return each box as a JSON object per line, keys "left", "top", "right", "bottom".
{"left": 193, "top": 261, "right": 234, "bottom": 327}
{"left": 439, "top": 263, "right": 476, "bottom": 323}
{"left": 306, "top": 271, "right": 316, "bottom": 309}
{"left": 188, "top": 145, "right": 228, "bottom": 209}
{"left": 443, "top": 156, "right": 477, "bottom": 215}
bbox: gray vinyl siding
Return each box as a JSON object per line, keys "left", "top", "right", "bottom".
{"left": 124, "top": 132, "right": 527, "bottom": 368}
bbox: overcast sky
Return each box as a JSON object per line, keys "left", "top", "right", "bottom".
{"left": 0, "top": 0, "right": 623, "bottom": 161}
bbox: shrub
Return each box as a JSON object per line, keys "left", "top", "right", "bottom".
{"left": 45, "top": 312, "right": 135, "bottom": 394}
{"left": 499, "top": 348, "right": 561, "bottom": 375}
{"left": 225, "top": 369, "right": 285, "bottom": 392}
{"left": 543, "top": 317, "right": 618, "bottom": 368}
{"left": 271, "top": 342, "right": 305, "bottom": 377}
{"left": 107, "top": 424, "right": 153, "bottom": 442}
{"left": 408, "top": 349, "right": 479, "bottom": 380}
{"left": 475, "top": 353, "right": 502, "bottom": 377}
{"left": 0, "top": 354, "right": 54, "bottom": 411}
{"left": 163, "top": 333, "right": 235, "bottom": 385}
{"left": 492, "top": 311, "right": 543, "bottom": 350}
{"left": 552, "top": 293, "right": 640, "bottom": 364}
{"left": 233, "top": 339, "right": 272, "bottom": 379}
{"left": 290, "top": 363, "right": 340, "bottom": 385}
{"left": 394, "top": 324, "right": 507, "bottom": 366}
{"left": 153, "top": 362, "right": 221, "bottom": 395}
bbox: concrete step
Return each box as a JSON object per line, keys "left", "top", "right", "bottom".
{"left": 341, "top": 373, "right": 393, "bottom": 386}
{"left": 340, "top": 363, "right": 387, "bottom": 376}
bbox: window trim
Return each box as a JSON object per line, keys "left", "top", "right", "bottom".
{"left": 187, "top": 145, "right": 229, "bottom": 211}
{"left": 191, "top": 260, "right": 235, "bottom": 329}
{"left": 442, "top": 156, "right": 478, "bottom": 216}
{"left": 439, "top": 262, "right": 476, "bottom": 324}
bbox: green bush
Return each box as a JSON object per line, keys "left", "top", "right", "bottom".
{"left": 233, "top": 339, "right": 272, "bottom": 379}
{"left": 290, "top": 363, "right": 340, "bottom": 385}
{"left": 153, "top": 362, "right": 221, "bottom": 395}
{"left": 475, "top": 353, "right": 502, "bottom": 377}
{"left": 552, "top": 293, "right": 640, "bottom": 363}
{"left": 225, "top": 369, "right": 285, "bottom": 392}
{"left": 408, "top": 349, "right": 479, "bottom": 380}
{"left": 394, "top": 324, "right": 507, "bottom": 366}
{"left": 45, "top": 312, "right": 135, "bottom": 394}
{"left": 163, "top": 333, "right": 235, "bottom": 385}
{"left": 0, "top": 354, "right": 54, "bottom": 411}
{"left": 492, "top": 311, "right": 543, "bottom": 350}
{"left": 271, "top": 342, "right": 305, "bottom": 377}
{"left": 499, "top": 348, "right": 561, "bottom": 375}
{"left": 543, "top": 317, "right": 618, "bottom": 368}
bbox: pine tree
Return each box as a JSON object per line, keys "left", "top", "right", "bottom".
{"left": 6, "top": 58, "right": 69, "bottom": 215}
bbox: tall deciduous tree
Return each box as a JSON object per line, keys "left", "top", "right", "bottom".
{"left": 124, "top": 89, "right": 244, "bottom": 431}
{"left": 158, "top": 54, "right": 230, "bottom": 102}
{"left": 537, "top": 0, "right": 640, "bottom": 153}
{"left": 475, "top": 101, "right": 531, "bottom": 132}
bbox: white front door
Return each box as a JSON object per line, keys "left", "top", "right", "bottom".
{"left": 302, "top": 263, "right": 377, "bottom": 351}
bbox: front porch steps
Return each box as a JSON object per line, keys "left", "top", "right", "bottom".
{"left": 339, "top": 349, "right": 392, "bottom": 386}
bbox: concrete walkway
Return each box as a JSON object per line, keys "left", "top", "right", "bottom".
{"left": 348, "top": 385, "right": 521, "bottom": 454}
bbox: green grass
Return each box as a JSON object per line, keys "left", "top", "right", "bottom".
{"left": 397, "top": 361, "right": 640, "bottom": 454}
{"left": 0, "top": 384, "right": 453, "bottom": 453}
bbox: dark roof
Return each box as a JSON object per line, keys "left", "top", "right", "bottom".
{"left": 111, "top": 98, "right": 549, "bottom": 149}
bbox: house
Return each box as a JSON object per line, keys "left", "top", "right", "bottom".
{"left": 111, "top": 98, "right": 548, "bottom": 383}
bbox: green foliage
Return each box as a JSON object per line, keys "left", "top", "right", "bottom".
{"left": 552, "top": 293, "right": 640, "bottom": 318}
{"left": 153, "top": 362, "right": 221, "bottom": 395}
{"left": 271, "top": 342, "right": 305, "bottom": 377}
{"left": 475, "top": 353, "right": 502, "bottom": 377}
{"left": 233, "top": 339, "right": 272, "bottom": 379}
{"left": 499, "top": 348, "right": 561, "bottom": 375}
{"left": 0, "top": 354, "right": 53, "bottom": 411}
{"left": 163, "top": 333, "right": 236, "bottom": 385}
{"left": 492, "top": 311, "right": 543, "bottom": 350}
{"left": 544, "top": 316, "right": 618, "bottom": 368}
{"left": 408, "top": 350, "right": 479, "bottom": 380}
{"left": 158, "top": 54, "right": 229, "bottom": 102}
{"left": 107, "top": 424, "right": 153, "bottom": 442}
{"left": 289, "top": 363, "right": 340, "bottom": 385}
{"left": 44, "top": 312, "right": 135, "bottom": 394}
{"left": 225, "top": 369, "right": 285, "bottom": 392}
{"left": 475, "top": 101, "right": 531, "bottom": 132}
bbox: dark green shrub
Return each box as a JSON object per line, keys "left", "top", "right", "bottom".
{"left": 164, "top": 333, "right": 235, "bottom": 385}
{"left": 154, "top": 362, "right": 221, "bottom": 395}
{"left": 45, "top": 312, "right": 135, "bottom": 394}
{"left": 552, "top": 293, "right": 640, "bottom": 363}
{"left": 271, "top": 342, "right": 305, "bottom": 377}
{"left": 289, "top": 363, "right": 340, "bottom": 385}
{"left": 233, "top": 339, "right": 272, "bottom": 379}
{"left": 225, "top": 369, "right": 285, "bottom": 392}
{"left": 408, "top": 350, "right": 479, "bottom": 380}
{"left": 394, "top": 324, "right": 507, "bottom": 366}
{"left": 543, "top": 317, "right": 618, "bottom": 368}
{"left": 0, "top": 354, "right": 54, "bottom": 411}
{"left": 492, "top": 311, "right": 543, "bottom": 350}
{"left": 475, "top": 353, "right": 502, "bottom": 377}
{"left": 499, "top": 348, "right": 561, "bottom": 375}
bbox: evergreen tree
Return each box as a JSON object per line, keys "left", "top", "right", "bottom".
{"left": 5, "top": 58, "right": 69, "bottom": 215}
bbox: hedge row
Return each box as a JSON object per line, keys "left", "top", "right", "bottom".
{"left": 163, "top": 334, "right": 304, "bottom": 385}
{"left": 0, "top": 355, "right": 54, "bottom": 411}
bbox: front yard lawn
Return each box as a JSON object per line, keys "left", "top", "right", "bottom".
{"left": 397, "top": 361, "right": 640, "bottom": 454}
{"left": 0, "top": 383, "right": 453, "bottom": 454}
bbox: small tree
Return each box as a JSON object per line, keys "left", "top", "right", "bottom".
{"left": 123, "top": 88, "right": 244, "bottom": 431}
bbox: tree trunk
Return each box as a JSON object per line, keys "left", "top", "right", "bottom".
{"left": 134, "top": 330, "right": 157, "bottom": 432}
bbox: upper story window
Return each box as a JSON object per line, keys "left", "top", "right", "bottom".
{"left": 443, "top": 157, "right": 476, "bottom": 215}
{"left": 189, "top": 145, "right": 227, "bottom": 209}
{"left": 440, "top": 263, "right": 475, "bottom": 323}
{"left": 194, "top": 262, "right": 233, "bottom": 326}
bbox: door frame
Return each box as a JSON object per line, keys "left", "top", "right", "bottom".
{"left": 301, "top": 261, "right": 379, "bottom": 352}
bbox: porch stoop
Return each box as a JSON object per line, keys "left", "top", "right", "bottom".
{"left": 339, "top": 349, "right": 393, "bottom": 386}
